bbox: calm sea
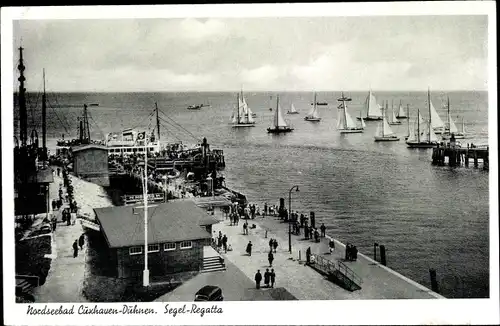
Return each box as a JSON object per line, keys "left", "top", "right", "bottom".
{"left": 14, "top": 90, "right": 490, "bottom": 298}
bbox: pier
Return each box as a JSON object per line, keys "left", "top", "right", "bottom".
{"left": 432, "top": 143, "right": 489, "bottom": 170}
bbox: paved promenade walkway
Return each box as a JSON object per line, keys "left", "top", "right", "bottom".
{"left": 32, "top": 174, "right": 88, "bottom": 303}
{"left": 212, "top": 214, "right": 444, "bottom": 300}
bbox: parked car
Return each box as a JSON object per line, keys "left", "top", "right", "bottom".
{"left": 194, "top": 285, "right": 223, "bottom": 301}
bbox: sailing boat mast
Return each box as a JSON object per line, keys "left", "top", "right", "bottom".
{"left": 427, "top": 88, "right": 431, "bottom": 143}
{"left": 42, "top": 68, "right": 47, "bottom": 161}
{"left": 155, "top": 102, "right": 160, "bottom": 140}
{"left": 237, "top": 92, "right": 240, "bottom": 124}
{"left": 381, "top": 103, "right": 385, "bottom": 137}
{"left": 314, "top": 92, "right": 317, "bottom": 114}
{"left": 341, "top": 92, "right": 348, "bottom": 129}
{"left": 447, "top": 96, "right": 451, "bottom": 134}
{"left": 275, "top": 95, "right": 280, "bottom": 127}
{"left": 406, "top": 104, "right": 410, "bottom": 137}
{"left": 417, "top": 109, "right": 420, "bottom": 143}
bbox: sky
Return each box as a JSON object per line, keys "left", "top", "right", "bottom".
{"left": 12, "top": 15, "right": 488, "bottom": 92}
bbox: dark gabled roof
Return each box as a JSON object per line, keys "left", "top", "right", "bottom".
{"left": 94, "top": 201, "right": 218, "bottom": 248}
{"left": 72, "top": 144, "right": 108, "bottom": 153}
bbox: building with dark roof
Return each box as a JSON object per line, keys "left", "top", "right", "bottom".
{"left": 72, "top": 144, "right": 109, "bottom": 186}
{"left": 93, "top": 200, "right": 219, "bottom": 278}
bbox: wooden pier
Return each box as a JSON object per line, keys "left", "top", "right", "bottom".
{"left": 432, "top": 143, "right": 489, "bottom": 170}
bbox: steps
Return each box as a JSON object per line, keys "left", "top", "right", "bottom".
{"left": 202, "top": 256, "right": 226, "bottom": 273}
{"left": 16, "top": 277, "right": 36, "bottom": 301}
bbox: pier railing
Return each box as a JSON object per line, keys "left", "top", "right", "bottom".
{"left": 337, "top": 260, "right": 363, "bottom": 286}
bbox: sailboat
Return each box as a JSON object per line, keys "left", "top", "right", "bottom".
{"left": 441, "top": 97, "right": 466, "bottom": 139}
{"left": 428, "top": 89, "right": 445, "bottom": 134}
{"left": 406, "top": 91, "right": 439, "bottom": 148}
{"left": 404, "top": 104, "right": 411, "bottom": 140}
{"left": 268, "top": 95, "right": 293, "bottom": 133}
{"left": 337, "top": 93, "right": 364, "bottom": 133}
{"left": 374, "top": 104, "right": 399, "bottom": 141}
{"left": 231, "top": 92, "right": 256, "bottom": 127}
{"left": 388, "top": 100, "right": 402, "bottom": 125}
{"left": 358, "top": 90, "right": 383, "bottom": 121}
{"left": 287, "top": 103, "right": 299, "bottom": 114}
{"left": 396, "top": 100, "right": 408, "bottom": 119}
{"left": 304, "top": 93, "right": 321, "bottom": 122}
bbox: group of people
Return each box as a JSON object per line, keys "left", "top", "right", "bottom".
{"left": 215, "top": 231, "right": 232, "bottom": 253}
{"left": 345, "top": 243, "right": 358, "bottom": 261}
{"left": 72, "top": 233, "right": 85, "bottom": 258}
{"left": 254, "top": 268, "right": 276, "bottom": 289}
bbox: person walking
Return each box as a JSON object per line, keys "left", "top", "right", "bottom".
{"left": 78, "top": 233, "right": 85, "bottom": 250}
{"left": 243, "top": 221, "right": 249, "bottom": 235}
{"left": 314, "top": 229, "right": 320, "bottom": 243}
{"left": 329, "top": 239, "right": 335, "bottom": 254}
{"left": 304, "top": 225, "right": 309, "bottom": 240}
{"left": 270, "top": 269, "right": 276, "bottom": 288}
{"left": 222, "top": 234, "right": 228, "bottom": 253}
{"left": 246, "top": 241, "right": 253, "bottom": 256}
{"left": 320, "top": 223, "right": 326, "bottom": 237}
{"left": 269, "top": 238, "right": 274, "bottom": 252}
{"left": 264, "top": 268, "right": 270, "bottom": 288}
{"left": 306, "top": 247, "right": 311, "bottom": 265}
{"left": 272, "top": 239, "right": 278, "bottom": 253}
{"left": 268, "top": 251, "right": 274, "bottom": 267}
{"left": 72, "top": 240, "right": 79, "bottom": 258}
{"left": 255, "top": 270, "right": 262, "bottom": 289}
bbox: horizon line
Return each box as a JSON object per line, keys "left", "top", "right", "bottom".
{"left": 15, "top": 89, "right": 488, "bottom": 94}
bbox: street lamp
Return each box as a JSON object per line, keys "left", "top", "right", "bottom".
{"left": 288, "top": 185, "right": 299, "bottom": 254}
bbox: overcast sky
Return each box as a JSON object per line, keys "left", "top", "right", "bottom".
{"left": 13, "top": 15, "right": 488, "bottom": 92}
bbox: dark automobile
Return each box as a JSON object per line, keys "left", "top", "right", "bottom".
{"left": 194, "top": 285, "right": 223, "bottom": 301}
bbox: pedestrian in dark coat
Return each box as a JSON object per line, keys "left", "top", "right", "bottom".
{"left": 269, "top": 238, "right": 274, "bottom": 252}
{"left": 222, "top": 235, "right": 228, "bottom": 253}
{"left": 306, "top": 247, "right": 311, "bottom": 265}
{"left": 255, "top": 270, "right": 262, "bottom": 289}
{"left": 73, "top": 240, "right": 79, "bottom": 258}
{"left": 320, "top": 223, "right": 326, "bottom": 237}
{"left": 264, "top": 269, "right": 270, "bottom": 288}
{"left": 270, "top": 269, "right": 276, "bottom": 288}
{"left": 246, "top": 241, "right": 253, "bottom": 256}
{"left": 272, "top": 239, "right": 278, "bottom": 253}
{"left": 304, "top": 225, "right": 309, "bottom": 239}
{"left": 52, "top": 218, "right": 57, "bottom": 231}
{"left": 268, "top": 251, "right": 274, "bottom": 267}
{"left": 78, "top": 233, "right": 85, "bottom": 250}
{"left": 314, "top": 229, "right": 320, "bottom": 243}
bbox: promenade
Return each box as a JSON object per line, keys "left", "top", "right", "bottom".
{"left": 32, "top": 173, "right": 96, "bottom": 303}
{"left": 211, "top": 213, "right": 444, "bottom": 300}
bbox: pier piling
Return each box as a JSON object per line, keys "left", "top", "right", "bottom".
{"left": 429, "top": 268, "right": 439, "bottom": 293}
{"left": 379, "top": 245, "right": 387, "bottom": 266}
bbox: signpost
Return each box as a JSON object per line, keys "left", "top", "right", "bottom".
{"left": 123, "top": 193, "right": 165, "bottom": 205}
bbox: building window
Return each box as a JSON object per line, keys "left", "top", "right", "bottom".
{"left": 180, "top": 241, "right": 192, "bottom": 249}
{"left": 148, "top": 244, "right": 160, "bottom": 253}
{"left": 129, "top": 246, "right": 143, "bottom": 255}
{"left": 164, "top": 243, "right": 176, "bottom": 251}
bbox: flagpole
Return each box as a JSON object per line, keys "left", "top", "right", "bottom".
{"left": 143, "top": 133, "right": 149, "bottom": 287}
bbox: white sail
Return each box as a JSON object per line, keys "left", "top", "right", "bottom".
{"left": 422, "top": 120, "right": 439, "bottom": 142}
{"left": 345, "top": 110, "right": 357, "bottom": 128}
{"left": 289, "top": 103, "right": 297, "bottom": 113}
{"left": 360, "top": 117, "right": 366, "bottom": 128}
{"left": 430, "top": 100, "right": 445, "bottom": 130}
{"left": 306, "top": 103, "right": 320, "bottom": 118}
{"left": 460, "top": 118, "right": 466, "bottom": 133}
{"left": 364, "top": 91, "right": 383, "bottom": 118}
{"left": 391, "top": 109, "right": 399, "bottom": 124}
{"left": 336, "top": 104, "right": 345, "bottom": 129}
{"left": 398, "top": 102, "right": 406, "bottom": 117}
{"left": 247, "top": 105, "right": 255, "bottom": 123}
{"left": 273, "top": 98, "right": 288, "bottom": 128}
{"left": 446, "top": 116, "right": 458, "bottom": 133}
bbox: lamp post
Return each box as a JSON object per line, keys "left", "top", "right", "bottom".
{"left": 288, "top": 185, "right": 299, "bottom": 254}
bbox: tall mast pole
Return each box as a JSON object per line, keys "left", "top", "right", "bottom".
{"left": 407, "top": 104, "right": 410, "bottom": 137}
{"left": 382, "top": 102, "right": 385, "bottom": 137}
{"left": 417, "top": 109, "right": 420, "bottom": 143}
{"left": 155, "top": 102, "right": 160, "bottom": 141}
{"left": 428, "top": 88, "right": 431, "bottom": 143}
{"left": 18, "top": 47, "right": 27, "bottom": 148}
{"left": 447, "top": 96, "right": 451, "bottom": 134}
{"left": 237, "top": 93, "right": 240, "bottom": 124}
{"left": 42, "top": 68, "right": 47, "bottom": 161}
{"left": 143, "top": 136, "right": 149, "bottom": 287}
